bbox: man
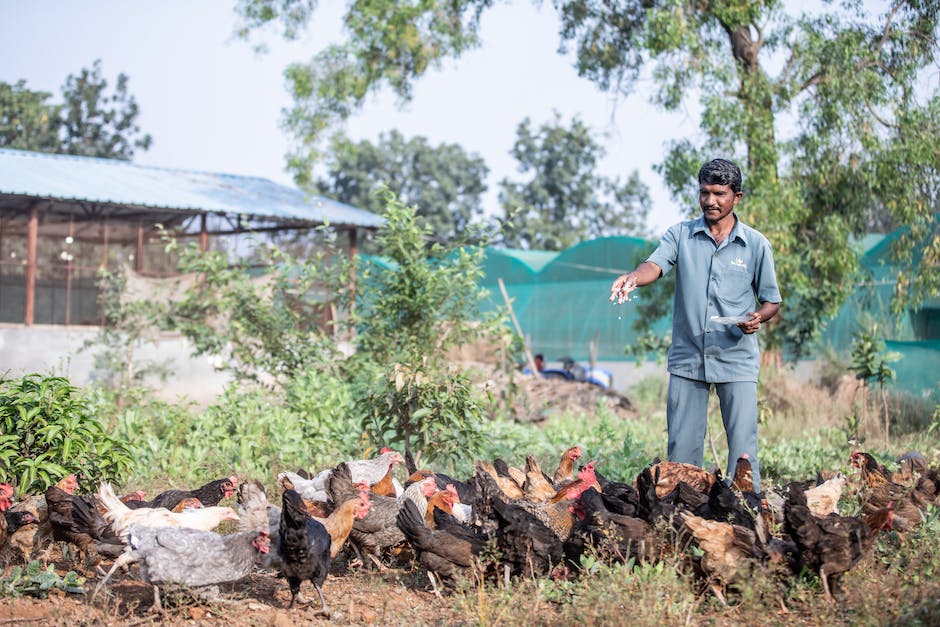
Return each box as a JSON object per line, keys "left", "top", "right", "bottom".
{"left": 609, "top": 159, "right": 781, "bottom": 492}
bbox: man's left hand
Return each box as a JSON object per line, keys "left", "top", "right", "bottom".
{"left": 738, "top": 311, "right": 762, "bottom": 334}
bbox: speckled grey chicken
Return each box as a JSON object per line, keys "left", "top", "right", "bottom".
{"left": 93, "top": 524, "right": 270, "bottom": 611}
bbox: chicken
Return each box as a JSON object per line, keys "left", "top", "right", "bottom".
{"left": 475, "top": 469, "right": 565, "bottom": 577}
{"left": 568, "top": 487, "right": 656, "bottom": 565}
{"left": 550, "top": 461, "right": 601, "bottom": 503}
{"left": 326, "top": 463, "right": 408, "bottom": 568}
{"left": 279, "top": 488, "right": 332, "bottom": 615}
{"left": 850, "top": 451, "right": 926, "bottom": 531}
{"left": 804, "top": 473, "right": 847, "bottom": 517}
{"left": 523, "top": 455, "right": 557, "bottom": 502}
{"left": 593, "top": 469, "right": 640, "bottom": 517}
{"left": 476, "top": 461, "right": 524, "bottom": 500}
{"left": 147, "top": 476, "right": 238, "bottom": 510}
{"left": 783, "top": 482, "right": 874, "bottom": 602}
{"left": 552, "top": 445, "right": 582, "bottom": 486}
{"left": 648, "top": 460, "right": 715, "bottom": 499}
{"left": 424, "top": 489, "right": 458, "bottom": 528}
{"left": 46, "top": 485, "right": 125, "bottom": 560}
{"left": 4, "top": 510, "right": 39, "bottom": 537}
{"left": 98, "top": 482, "right": 239, "bottom": 539}
{"left": 280, "top": 450, "right": 405, "bottom": 502}
{"left": 679, "top": 511, "right": 762, "bottom": 603}
{"left": 400, "top": 475, "right": 438, "bottom": 519}
{"left": 369, "top": 447, "right": 405, "bottom": 497}
{"left": 730, "top": 454, "right": 755, "bottom": 494}
{"left": 396, "top": 499, "right": 483, "bottom": 591}
{"left": 697, "top": 470, "right": 759, "bottom": 532}
{"left": 636, "top": 466, "right": 676, "bottom": 524}
{"left": 312, "top": 490, "right": 371, "bottom": 558}
{"left": 170, "top": 497, "right": 204, "bottom": 513}
{"left": 2, "top": 494, "right": 50, "bottom": 564}
{"left": 0, "top": 483, "right": 15, "bottom": 549}
{"left": 236, "top": 480, "right": 283, "bottom": 571}
{"left": 93, "top": 524, "right": 270, "bottom": 611}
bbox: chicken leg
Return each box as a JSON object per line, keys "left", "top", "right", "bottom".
{"left": 819, "top": 566, "right": 834, "bottom": 603}
{"left": 312, "top": 583, "right": 331, "bottom": 618}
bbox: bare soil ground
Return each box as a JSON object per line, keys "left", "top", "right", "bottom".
{"left": 0, "top": 554, "right": 464, "bottom": 626}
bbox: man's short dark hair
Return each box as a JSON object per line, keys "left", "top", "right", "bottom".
{"left": 698, "top": 159, "right": 742, "bottom": 194}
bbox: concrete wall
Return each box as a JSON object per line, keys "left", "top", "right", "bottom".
{"left": 0, "top": 324, "right": 230, "bottom": 405}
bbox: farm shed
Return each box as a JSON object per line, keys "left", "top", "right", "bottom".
{"left": 0, "top": 148, "right": 383, "bottom": 326}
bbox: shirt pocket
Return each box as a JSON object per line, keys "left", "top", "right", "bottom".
{"left": 718, "top": 265, "right": 755, "bottom": 310}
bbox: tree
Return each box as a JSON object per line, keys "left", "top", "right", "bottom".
{"left": 58, "top": 60, "right": 152, "bottom": 160}
{"left": 316, "top": 130, "right": 488, "bottom": 245}
{"left": 0, "top": 81, "right": 61, "bottom": 151}
{"left": 498, "top": 114, "right": 651, "bottom": 250}
{"left": 850, "top": 325, "right": 901, "bottom": 447}
{"left": 0, "top": 60, "right": 151, "bottom": 160}
{"left": 235, "top": 0, "right": 940, "bottom": 356}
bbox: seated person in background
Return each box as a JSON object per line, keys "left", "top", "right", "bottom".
{"left": 534, "top": 354, "right": 545, "bottom": 372}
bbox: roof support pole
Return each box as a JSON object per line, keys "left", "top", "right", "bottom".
{"left": 348, "top": 228, "right": 358, "bottom": 321}
{"left": 136, "top": 219, "right": 143, "bottom": 273}
{"left": 200, "top": 213, "right": 208, "bottom": 251}
{"left": 24, "top": 202, "right": 38, "bottom": 325}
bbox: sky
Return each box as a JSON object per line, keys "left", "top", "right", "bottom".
{"left": 0, "top": 1, "right": 704, "bottom": 234}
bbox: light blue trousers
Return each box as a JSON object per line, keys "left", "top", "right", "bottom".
{"left": 666, "top": 374, "right": 761, "bottom": 492}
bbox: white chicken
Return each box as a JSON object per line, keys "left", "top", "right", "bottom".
{"left": 98, "top": 483, "right": 239, "bottom": 540}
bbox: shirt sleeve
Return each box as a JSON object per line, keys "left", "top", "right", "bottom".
{"left": 645, "top": 223, "right": 681, "bottom": 276}
{"left": 754, "top": 236, "right": 782, "bottom": 304}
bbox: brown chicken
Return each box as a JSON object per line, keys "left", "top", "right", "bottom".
{"left": 5, "top": 474, "right": 79, "bottom": 563}
{"left": 313, "top": 490, "right": 371, "bottom": 558}
{"left": 369, "top": 447, "right": 403, "bottom": 497}
{"left": 851, "top": 451, "right": 925, "bottom": 531}
{"left": 730, "top": 454, "right": 755, "bottom": 494}
{"left": 552, "top": 445, "right": 582, "bottom": 486}
{"left": 476, "top": 461, "right": 525, "bottom": 500}
{"left": 679, "top": 511, "right": 761, "bottom": 603}
{"left": 426, "top": 489, "right": 467, "bottom": 529}
{"left": 170, "top": 498, "right": 204, "bottom": 513}
{"left": 46, "top": 484, "right": 126, "bottom": 561}
{"left": 523, "top": 455, "right": 557, "bottom": 502}
{"left": 649, "top": 460, "right": 716, "bottom": 499}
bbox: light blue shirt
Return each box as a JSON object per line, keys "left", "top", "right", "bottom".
{"left": 646, "top": 214, "right": 781, "bottom": 383}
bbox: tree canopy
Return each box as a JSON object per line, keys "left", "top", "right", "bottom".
{"left": 315, "top": 130, "right": 488, "bottom": 245}
{"left": 236, "top": 0, "right": 940, "bottom": 354}
{"left": 0, "top": 59, "right": 151, "bottom": 160}
{"left": 498, "top": 114, "right": 650, "bottom": 250}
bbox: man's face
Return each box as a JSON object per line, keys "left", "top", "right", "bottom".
{"left": 699, "top": 183, "right": 741, "bottom": 223}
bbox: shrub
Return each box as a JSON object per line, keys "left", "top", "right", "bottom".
{"left": 0, "top": 374, "right": 132, "bottom": 494}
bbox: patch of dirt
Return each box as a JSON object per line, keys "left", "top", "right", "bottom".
{"left": 465, "top": 361, "right": 635, "bottom": 423}
{"left": 0, "top": 558, "right": 463, "bottom": 626}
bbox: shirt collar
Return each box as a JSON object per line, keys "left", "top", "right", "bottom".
{"left": 692, "top": 213, "right": 748, "bottom": 246}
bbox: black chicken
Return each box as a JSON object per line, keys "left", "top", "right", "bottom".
{"left": 476, "top": 470, "right": 564, "bottom": 578}
{"left": 144, "top": 476, "right": 238, "bottom": 510}
{"left": 397, "top": 500, "right": 484, "bottom": 591}
{"left": 567, "top": 487, "right": 657, "bottom": 565}
{"left": 279, "top": 488, "right": 332, "bottom": 615}
{"left": 783, "top": 482, "right": 874, "bottom": 601}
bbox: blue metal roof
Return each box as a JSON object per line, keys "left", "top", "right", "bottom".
{"left": 0, "top": 148, "right": 384, "bottom": 228}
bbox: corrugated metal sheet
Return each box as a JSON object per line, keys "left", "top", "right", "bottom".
{"left": 0, "top": 148, "right": 384, "bottom": 228}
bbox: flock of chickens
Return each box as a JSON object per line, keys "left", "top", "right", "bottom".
{"left": 0, "top": 445, "right": 938, "bottom": 616}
